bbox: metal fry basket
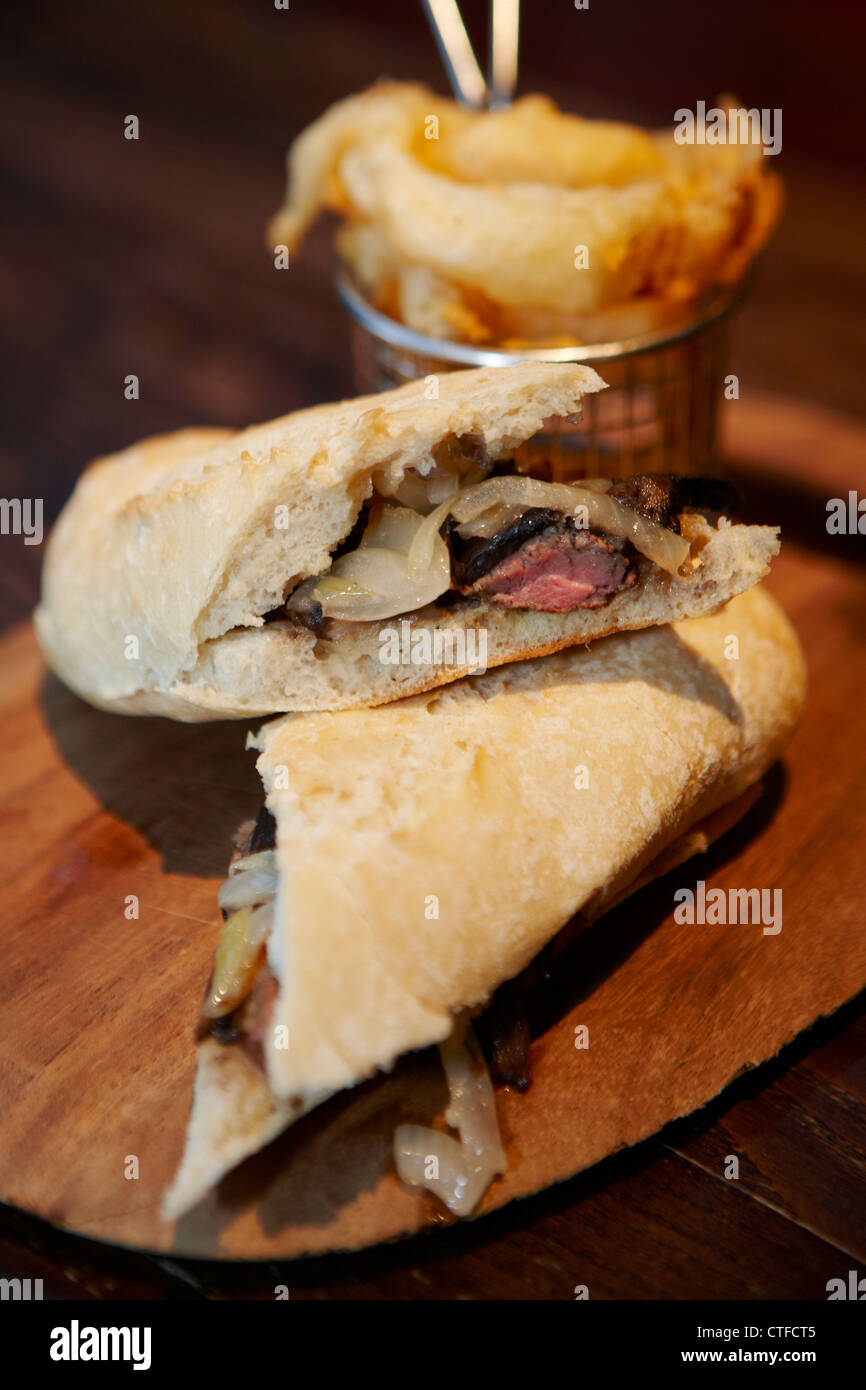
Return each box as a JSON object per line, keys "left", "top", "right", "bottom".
{"left": 336, "top": 265, "right": 741, "bottom": 478}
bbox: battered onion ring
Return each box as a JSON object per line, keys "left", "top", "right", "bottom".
{"left": 268, "top": 84, "right": 781, "bottom": 343}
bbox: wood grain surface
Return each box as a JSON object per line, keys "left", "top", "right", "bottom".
{"left": 0, "top": 395, "right": 864, "bottom": 1283}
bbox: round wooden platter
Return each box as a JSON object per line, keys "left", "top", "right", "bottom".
{"left": 1, "top": 393, "right": 865, "bottom": 1260}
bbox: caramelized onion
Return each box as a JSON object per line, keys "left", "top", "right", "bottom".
{"left": 316, "top": 504, "right": 451, "bottom": 621}
{"left": 375, "top": 465, "right": 462, "bottom": 514}
{"left": 294, "top": 471, "right": 693, "bottom": 627}
{"left": 227, "top": 849, "right": 276, "bottom": 879}
{"left": 373, "top": 469, "right": 433, "bottom": 511}
{"left": 358, "top": 504, "right": 422, "bottom": 552}
{"left": 456, "top": 502, "right": 525, "bottom": 539}
{"left": 218, "top": 852, "right": 279, "bottom": 914}
{"left": 427, "top": 470, "right": 462, "bottom": 505}
{"left": 393, "top": 1020, "right": 506, "bottom": 1216}
{"left": 201, "top": 901, "right": 275, "bottom": 1020}
{"left": 616, "top": 506, "right": 691, "bottom": 573}
{"left": 451, "top": 475, "right": 590, "bottom": 521}
{"left": 406, "top": 493, "right": 458, "bottom": 582}
{"left": 449, "top": 476, "right": 690, "bottom": 574}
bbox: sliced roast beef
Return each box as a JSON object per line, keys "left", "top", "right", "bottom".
{"left": 285, "top": 472, "right": 739, "bottom": 629}
{"left": 446, "top": 473, "right": 739, "bottom": 615}
{"left": 450, "top": 507, "right": 563, "bottom": 588}
{"left": 457, "top": 515, "right": 637, "bottom": 612}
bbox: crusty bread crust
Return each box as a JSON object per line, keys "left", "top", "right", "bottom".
{"left": 36, "top": 364, "right": 607, "bottom": 717}
{"left": 35, "top": 361, "right": 778, "bottom": 720}
{"left": 164, "top": 585, "right": 805, "bottom": 1218}
{"left": 120, "top": 519, "right": 779, "bottom": 718}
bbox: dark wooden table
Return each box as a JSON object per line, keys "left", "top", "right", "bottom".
{"left": 1, "top": 0, "right": 864, "bottom": 1299}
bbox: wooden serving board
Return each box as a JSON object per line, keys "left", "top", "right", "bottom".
{"left": 1, "top": 394, "right": 865, "bottom": 1260}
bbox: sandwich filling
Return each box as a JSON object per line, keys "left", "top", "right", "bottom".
{"left": 196, "top": 810, "right": 600, "bottom": 1216}
{"left": 196, "top": 804, "right": 280, "bottom": 1073}
{"left": 281, "top": 466, "right": 739, "bottom": 633}
{"left": 197, "top": 808, "right": 510, "bottom": 1216}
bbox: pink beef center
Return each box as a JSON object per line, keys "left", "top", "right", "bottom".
{"left": 472, "top": 532, "right": 635, "bottom": 612}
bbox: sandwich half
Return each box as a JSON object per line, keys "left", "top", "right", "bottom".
{"left": 36, "top": 365, "right": 779, "bottom": 721}
{"left": 163, "top": 583, "right": 805, "bottom": 1221}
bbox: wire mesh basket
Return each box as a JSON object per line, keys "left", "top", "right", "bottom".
{"left": 336, "top": 265, "right": 742, "bottom": 478}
